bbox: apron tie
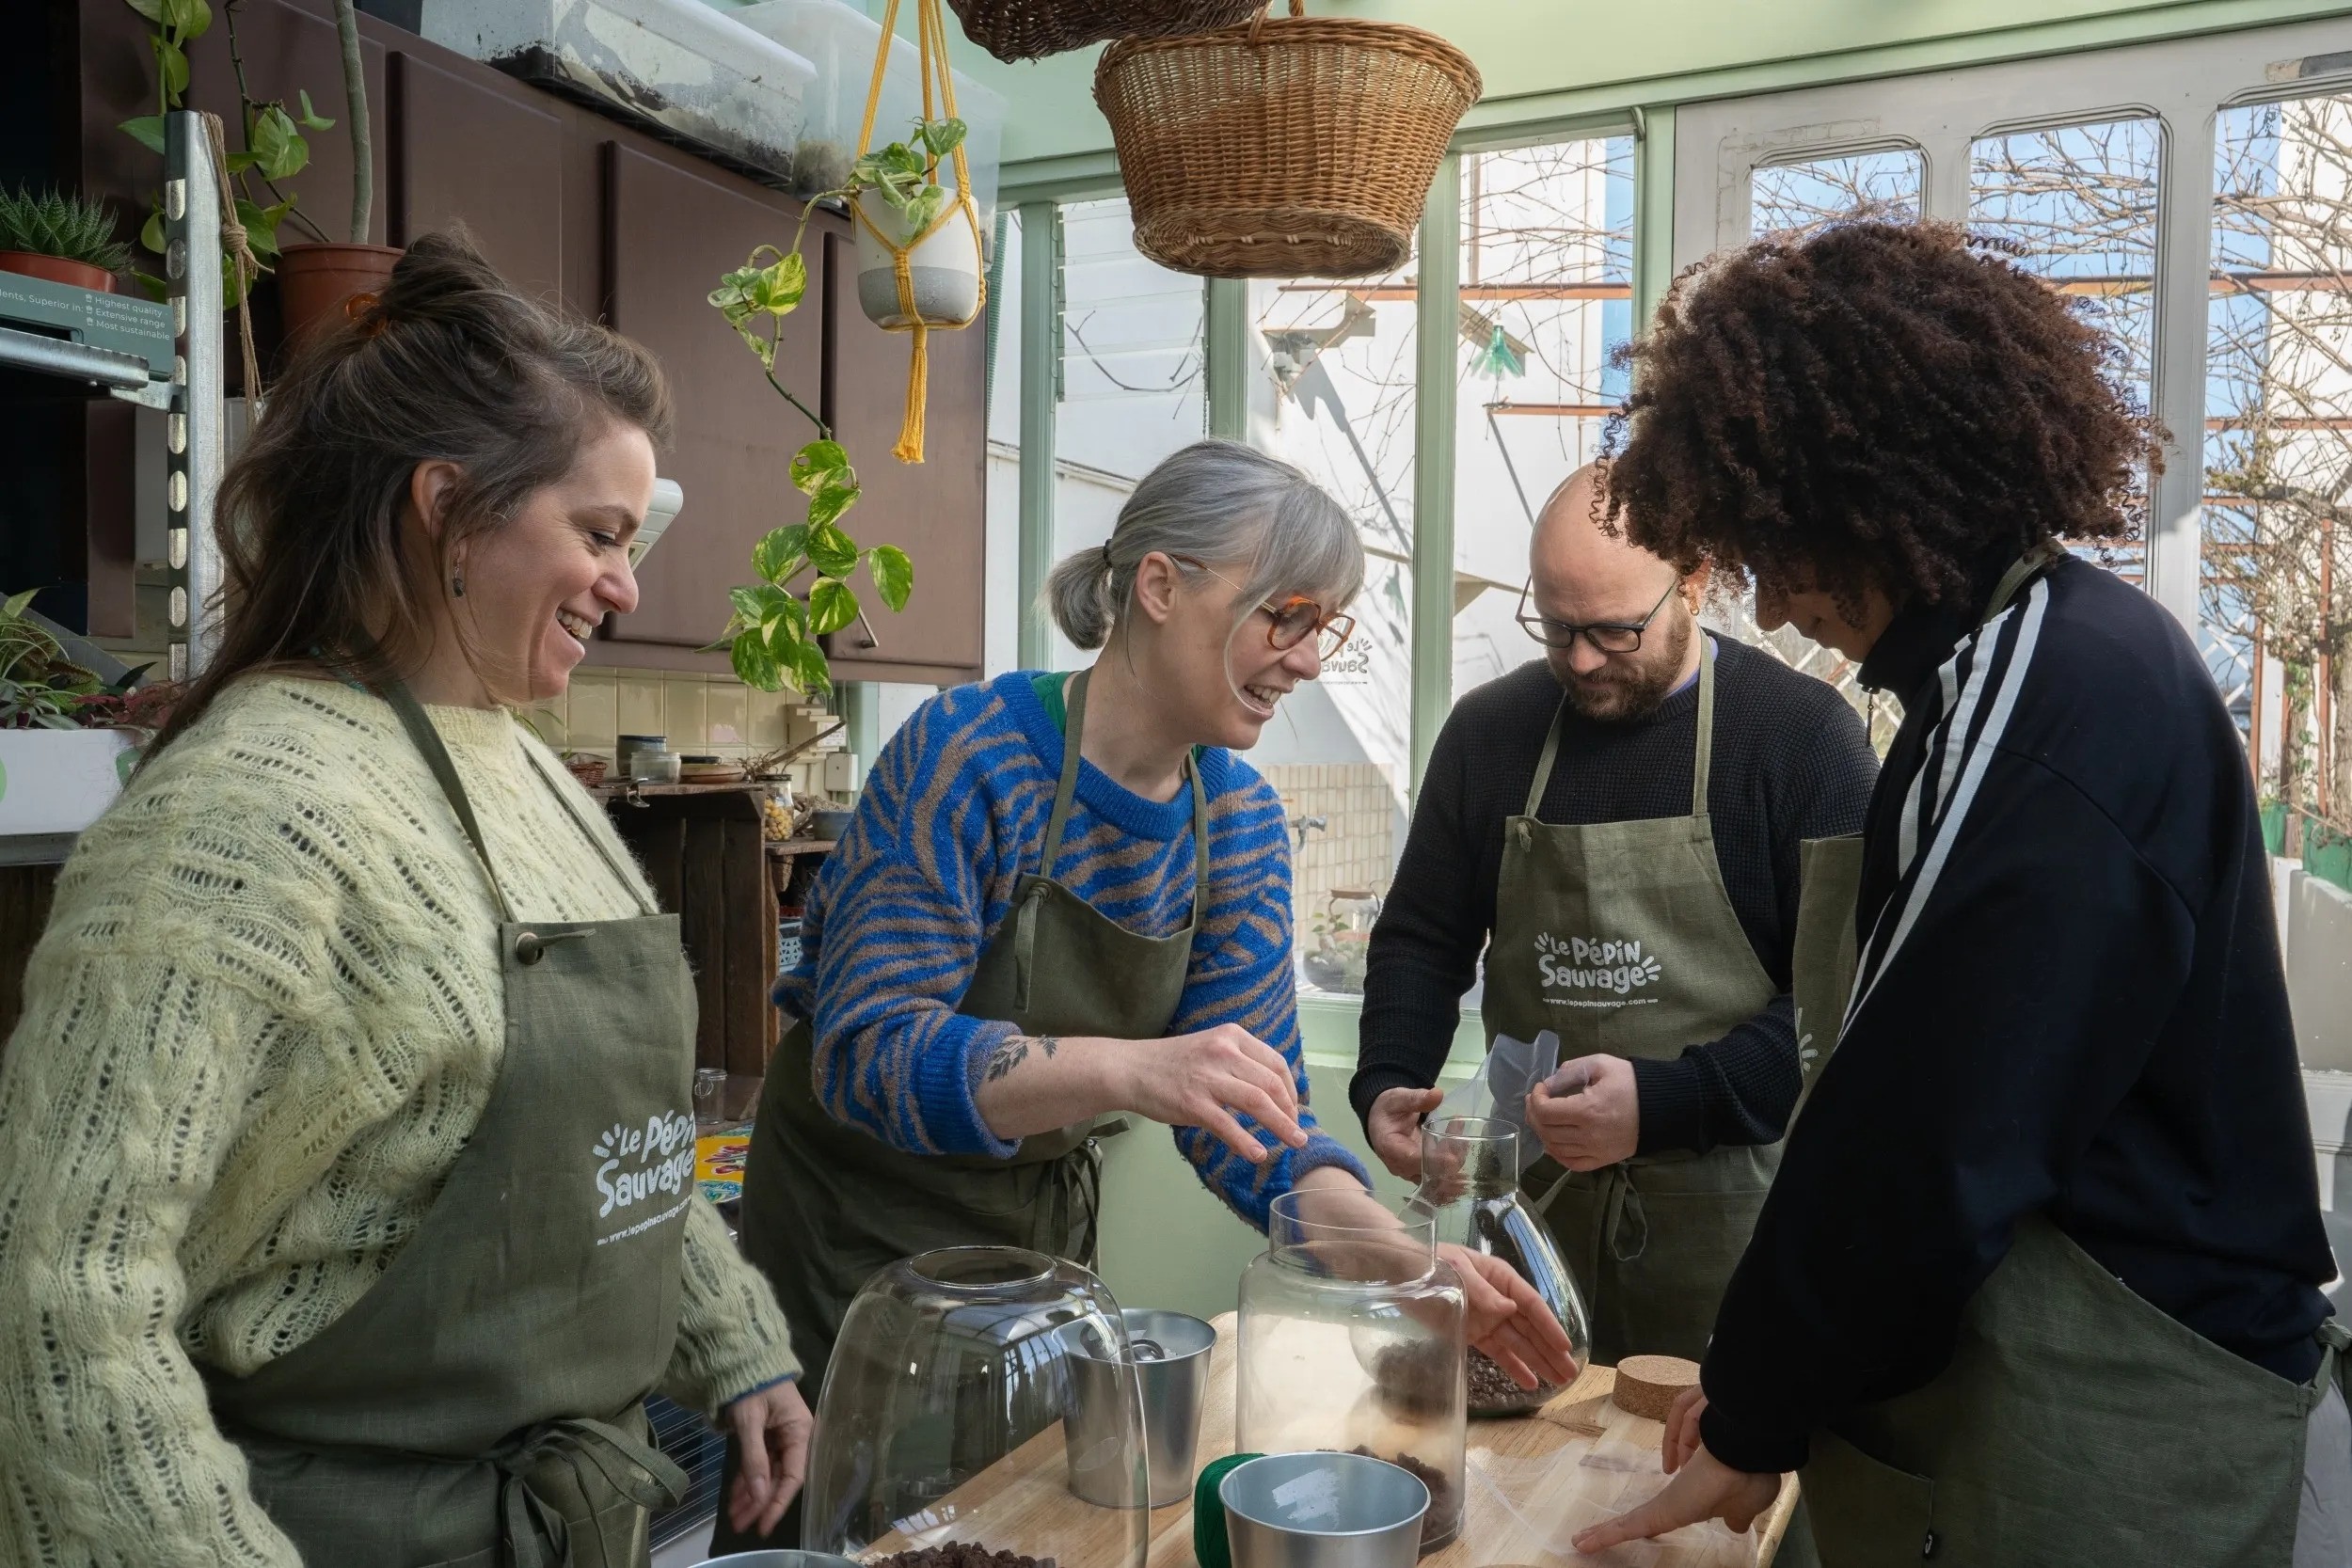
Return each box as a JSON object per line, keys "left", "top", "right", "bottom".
{"left": 496, "top": 1414, "right": 690, "bottom": 1568}
{"left": 1599, "top": 1165, "right": 1649, "bottom": 1264}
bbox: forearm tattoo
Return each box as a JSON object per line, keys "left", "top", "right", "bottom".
{"left": 983, "top": 1034, "right": 1059, "bottom": 1083}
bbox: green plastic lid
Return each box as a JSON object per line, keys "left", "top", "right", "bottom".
{"left": 1192, "top": 1452, "right": 1263, "bottom": 1568}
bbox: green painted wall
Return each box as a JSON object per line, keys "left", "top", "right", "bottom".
{"left": 930, "top": 0, "right": 2352, "bottom": 171}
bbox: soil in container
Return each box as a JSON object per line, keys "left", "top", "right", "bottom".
{"left": 872, "top": 1545, "right": 1055, "bottom": 1568}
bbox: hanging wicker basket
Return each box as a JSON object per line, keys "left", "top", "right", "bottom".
{"left": 1094, "top": 0, "right": 1481, "bottom": 280}
{"left": 946, "top": 0, "right": 1265, "bottom": 63}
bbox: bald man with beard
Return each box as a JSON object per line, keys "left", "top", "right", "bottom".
{"left": 1353, "top": 465, "right": 1879, "bottom": 1370}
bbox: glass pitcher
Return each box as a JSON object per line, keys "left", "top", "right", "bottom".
{"left": 1235, "top": 1188, "right": 1466, "bottom": 1554}
{"left": 1406, "top": 1115, "right": 1591, "bottom": 1416}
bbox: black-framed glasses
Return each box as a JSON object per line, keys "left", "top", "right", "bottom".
{"left": 1516, "top": 578, "right": 1677, "bottom": 654}
{"left": 1170, "top": 555, "right": 1358, "bottom": 660}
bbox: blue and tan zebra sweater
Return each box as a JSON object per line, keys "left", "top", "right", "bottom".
{"left": 775, "top": 670, "right": 1369, "bottom": 1230}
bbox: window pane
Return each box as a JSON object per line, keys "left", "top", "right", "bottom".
{"left": 2209, "top": 94, "right": 2352, "bottom": 840}
{"left": 1049, "top": 198, "right": 1208, "bottom": 670}
{"left": 984, "top": 209, "right": 1022, "bottom": 678}
{"left": 1454, "top": 135, "right": 1636, "bottom": 700}
{"left": 1969, "top": 117, "right": 2162, "bottom": 585}
{"left": 1751, "top": 148, "right": 1924, "bottom": 237}
{"left": 1245, "top": 258, "right": 1417, "bottom": 993}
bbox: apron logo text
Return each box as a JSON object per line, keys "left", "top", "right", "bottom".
{"left": 1534, "top": 931, "right": 1664, "bottom": 995}
{"left": 592, "top": 1112, "right": 697, "bottom": 1222}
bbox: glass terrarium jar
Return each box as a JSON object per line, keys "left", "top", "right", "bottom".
{"left": 1303, "top": 886, "right": 1381, "bottom": 993}
{"left": 1406, "top": 1116, "right": 1591, "bottom": 1417}
{"left": 1235, "top": 1188, "right": 1466, "bottom": 1555}
{"left": 804, "top": 1247, "right": 1150, "bottom": 1568}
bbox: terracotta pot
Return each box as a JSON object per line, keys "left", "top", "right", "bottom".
{"left": 0, "top": 252, "right": 116, "bottom": 294}
{"left": 275, "top": 243, "right": 404, "bottom": 341}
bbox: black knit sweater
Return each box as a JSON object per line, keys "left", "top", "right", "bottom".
{"left": 1351, "top": 636, "right": 1879, "bottom": 1153}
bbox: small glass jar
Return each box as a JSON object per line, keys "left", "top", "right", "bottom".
{"left": 1304, "top": 886, "right": 1382, "bottom": 994}
{"left": 804, "top": 1247, "right": 1150, "bottom": 1568}
{"left": 617, "top": 734, "right": 671, "bottom": 783}
{"left": 1235, "top": 1188, "right": 1466, "bottom": 1554}
{"left": 1407, "top": 1116, "right": 1591, "bottom": 1416}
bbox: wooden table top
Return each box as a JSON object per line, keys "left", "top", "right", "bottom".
{"left": 873, "top": 1313, "right": 1794, "bottom": 1568}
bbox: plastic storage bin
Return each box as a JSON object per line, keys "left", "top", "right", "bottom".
{"left": 422, "top": 0, "right": 815, "bottom": 187}
{"left": 1235, "top": 1189, "right": 1467, "bottom": 1555}
{"left": 728, "top": 0, "right": 1006, "bottom": 227}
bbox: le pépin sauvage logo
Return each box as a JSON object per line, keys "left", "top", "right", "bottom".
{"left": 1534, "top": 931, "right": 1664, "bottom": 997}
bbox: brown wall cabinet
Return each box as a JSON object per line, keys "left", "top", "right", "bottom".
{"left": 50, "top": 0, "right": 987, "bottom": 685}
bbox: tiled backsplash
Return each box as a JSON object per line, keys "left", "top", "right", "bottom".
{"left": 524, "top": 668, "right": 847, "bottom": 796}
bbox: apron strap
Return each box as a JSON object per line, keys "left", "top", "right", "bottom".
{"left": 1039, "top": 668, "right": 1090, "bottom": 881}
{"left": 379, "top": 681, "right": 517, "bottom": 926}
{"left": 1015, "top": 670, "right": 1209, "bottom": 1011}
{"left": 1524, "top": 702, "right": 1569, "bottom": 819}
{"left": 1984, "top": 542, "right": 2065, "bottom": 625}
{"left": 1690, "top": 634, "right": 1718, "bottom": 819}
{"left": 516, "top": 737, "right": 662, "bottom": 919}
{"left": 1184, "top": 747, "right": 1209, "bottom": 931}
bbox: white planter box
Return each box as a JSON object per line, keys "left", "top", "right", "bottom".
{"left": 0, "top": 729, "right": 136, "bottom": 837}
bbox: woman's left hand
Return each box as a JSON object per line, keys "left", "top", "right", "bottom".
{"left": 1440, "top": 1244, "right": 1580, "bottom": 1391}
{"left": 725, "top": 1378, "right": 814, "bottom": 1538}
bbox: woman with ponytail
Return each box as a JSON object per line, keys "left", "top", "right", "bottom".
{"left": 720, "top": 438, "right": 1576, "bottom": 1553}
{"left": 0, "top": 231, "right": 810, "bottom": 1567}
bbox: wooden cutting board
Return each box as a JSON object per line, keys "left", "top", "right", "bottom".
{"left": 867, "top": 1313, "right": 1796, "bottom": 1568}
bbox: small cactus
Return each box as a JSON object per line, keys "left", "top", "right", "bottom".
{"left": 0, "top": 186, "right": 135, "bottom": 277}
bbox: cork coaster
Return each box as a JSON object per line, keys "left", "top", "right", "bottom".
{"left": 1610, "top": 1354, "right": 1699, "bottom": 1421}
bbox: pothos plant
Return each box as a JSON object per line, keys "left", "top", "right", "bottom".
{"left": 118, "top": 0, "right": 336, "bottom": 302}
{"left": 703, "top": 118, "right": 968, "bottom": 696}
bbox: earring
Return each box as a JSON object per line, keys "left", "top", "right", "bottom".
{"left": 452, "top": 573, "right": 466, "bottom": 597}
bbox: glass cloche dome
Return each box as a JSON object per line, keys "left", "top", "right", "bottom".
{"left": 803, "top": 1246, "right": 1151, "bottom": 1568}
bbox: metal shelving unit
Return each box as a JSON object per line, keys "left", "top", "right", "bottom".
{"left": 0, "top": 110, "right": 224, "bottom": 868}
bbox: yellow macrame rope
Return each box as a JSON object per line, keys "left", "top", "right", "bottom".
{"left": 854, "top": 0, "right": 986, "bottom": 463}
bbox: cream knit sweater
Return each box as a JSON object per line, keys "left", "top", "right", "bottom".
{"left": 0, "top": 675, "right": 800, "bottom": 1568}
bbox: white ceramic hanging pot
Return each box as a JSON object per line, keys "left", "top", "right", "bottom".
{"left": 853, "top": 188, "right": 982, "bottom": 330}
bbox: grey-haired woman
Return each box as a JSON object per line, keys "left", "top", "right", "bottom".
{"left": 716, "top": 438, "right": 1576, "bottom": 1552}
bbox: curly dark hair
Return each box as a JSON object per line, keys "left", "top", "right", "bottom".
{"left": 1600, "top": 219, "right": 2159, "bottom": 612}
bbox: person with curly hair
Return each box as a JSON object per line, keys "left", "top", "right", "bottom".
{"left": 1574, "top": 221, "right": 2346, "bottom": 1565}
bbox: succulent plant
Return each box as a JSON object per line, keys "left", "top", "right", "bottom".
{"left": 0, "top": 186, "right": 135, "bottom": 276}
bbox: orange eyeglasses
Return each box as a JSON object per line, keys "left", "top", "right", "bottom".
{"left": 1170, "top": 556, "right": 1358, "bottom": 660}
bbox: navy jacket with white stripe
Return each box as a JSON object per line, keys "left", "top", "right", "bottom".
{"left": 1698, "top": 552, "right": 2337, "bottom": 1475}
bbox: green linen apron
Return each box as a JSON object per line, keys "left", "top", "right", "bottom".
{"left": 1796, "top": 546, "right": 2351, "bottom": 1563}
{"left": 1485, "top": 638, "right": 1782, "bottom": 1367}
{"left": 1804, "top": 1218, "right": 2351, "bottom": 1565}
{"left": 205, "top": 684, "right": 694, "bottom": 1568}
{"left": 737, "top": 666, "right": 1207, "bottom": 1398}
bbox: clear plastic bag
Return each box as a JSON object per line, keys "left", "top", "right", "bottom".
{"left": 1433, "top": 1031, "right": 1560, "bottom": 1181}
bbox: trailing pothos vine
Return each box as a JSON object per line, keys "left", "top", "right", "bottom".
{"left": 118, "top": 0, "right": 336, "bottom": 302}
{"left": 704, "top": 118, "right": 967, "bottom": 697}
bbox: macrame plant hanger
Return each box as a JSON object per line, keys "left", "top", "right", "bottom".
{"left": 855, "top": 0, "right": 987, "bottom": 463}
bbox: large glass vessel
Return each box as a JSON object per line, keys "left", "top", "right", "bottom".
{"left": 1234, "top": 1188, "right": 1467, "bottom": 1555}
{"left": 803, "top": 1247, "right": 1150, "bottom": 1568}
{"left": 1406, "top": 1116, "right": 1591, "bottom": 1416}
